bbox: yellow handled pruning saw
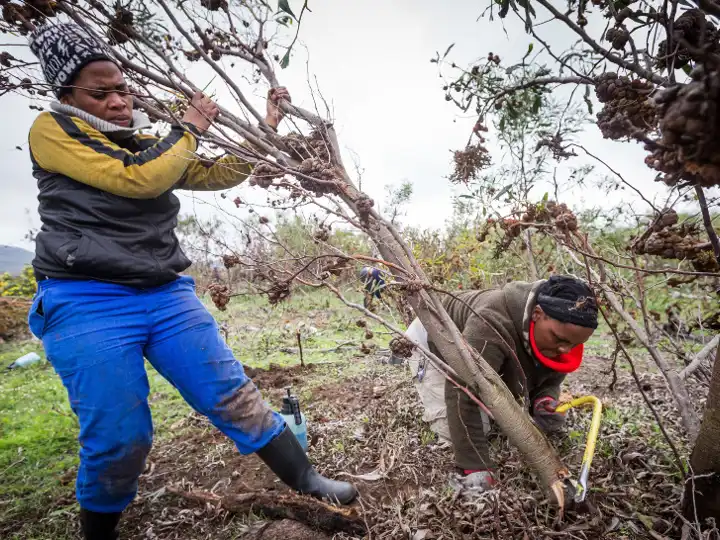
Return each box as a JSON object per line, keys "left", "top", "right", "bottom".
{"left": 555, "top": 395, "right": 603, "bottom": 504}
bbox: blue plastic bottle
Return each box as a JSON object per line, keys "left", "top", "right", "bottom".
{"left": 7, "top": 352, "right": 42, "bottom": 370}
{"left": 281, "top": 387, "right": 308, "bottom": 452}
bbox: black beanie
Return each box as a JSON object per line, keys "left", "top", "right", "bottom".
{"left": 536, "top": 275, "right": 599, "bottom": 329}
{"left": 29, "top": 23, "right": 117, "bottom": 97}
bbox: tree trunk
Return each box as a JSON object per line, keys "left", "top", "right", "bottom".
{"left": 683, "top": 344, "right": 720, "bottom": 523}
{"left": 321, "top": 127, "right": 570, "bottom": 505}
{"left": 57, "top": 4, "right": 571, "bottom": 504}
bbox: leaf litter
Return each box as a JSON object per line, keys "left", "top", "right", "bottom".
{"left": 7, "top": 355, "right": 718, "bottom": 539}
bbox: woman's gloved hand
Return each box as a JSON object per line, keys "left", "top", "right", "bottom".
{"left": 532, "top": 396, "right": 566, "bottom": 433}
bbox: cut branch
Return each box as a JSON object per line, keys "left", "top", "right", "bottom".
{"left": 695, "top": 186, "right": 720, "bottom": 267}
{"left": 680, "top": 335, "right": 720, "bottom": 380}
{"left": 167, "top": 487, "right": 365, "bottom": 536}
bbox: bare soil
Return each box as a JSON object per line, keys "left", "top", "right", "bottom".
{"left": 15, "top": 354, "right": 715, "bottom": 539}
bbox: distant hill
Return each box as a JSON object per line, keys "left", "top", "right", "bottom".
{"left": 0, "top": 245, "right": 34, "bottom": 275}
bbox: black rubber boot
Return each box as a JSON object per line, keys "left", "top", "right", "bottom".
{"left": 257, "top": 426, "right": 358, "bottom": 504}
{"left": 80, "top": 509, "right": 121, "bottom": 540}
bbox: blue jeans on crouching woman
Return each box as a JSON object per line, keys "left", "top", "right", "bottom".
{"left": 28, "top": 275, "right": 285, "bottom": 513}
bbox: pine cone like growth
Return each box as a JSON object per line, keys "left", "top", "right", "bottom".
{"left": 208, "top": 283, "right": 230, "bottom": 311}
{"left": 2, "top": 0, "right": 54, "bottom": 25}
{"left": 554, "top": 212, "right": 578, "bottom": 232}
{"left": 0, "top": 51, "right": 15, "bottom": 67}
{"left": 267, "top": 281, "right": 291, "bottom": 305}
{"left": 500, "top": 218, "right": 523, "bottom": 239}
{"left": 546, "top": 202, "right": 578, "bottom": 225}
{"left": 313, "top": 226, "right": 330, "bottom": 242}
{"left": 691, "top": 250, "right": 720, "bottom": 272}
{"left": 535, "top": 133, "right": 576, "bottom": 160}
{"left": 656, "top": 10, "right": 720, "bottom": 70}
{"left": 295, "top": 157, "right": 338, "bottom": 196}
{"left": 28, "top": 0, "right": 54, "bottom": 16}
{"left": 605, "top": 26, "right": 629, "bottom": 49}
{"left": 356, "top": 319, "right": 367, "bottom": 328}
{"left": 200, "top": 0, "right": 227, "bottom": 11}
{"left": 476, "top": 220, "right": 494, "bottom": 243}
{"left": 282, "top": 131, "right": 331, "bottom": 162}
{"left": 450, "top": 144, "right": 491, "bottom": 184}
{"left": 364, "top": 330, "right": 374, "bottom": 340}
{"left": 646, "top": 66, "right": 720, "bottom": 188}
{"left": 359, "top": 342, "right": 373, "bottom": 355}
{"left": 355, "top": 194, "right": 375, "bottom": 220}
{"left": 595, "top": 73, "right": 656, "bottom": 140}
{"left": 249, "top": 162, "right": 284, "bottom": 189}
{"left": 319, "top": 257, "right": 346, "bottom": 276}
{"left": 108, "top": 7, "right": 134, "bottom": 45}
{"left": 2, "top": 4, "right": 33, "bottom": 30}
{"left": 389, "top": 336, "right": 415, "bottom": 358}
{"left": 223, "top": 254, "right": 240, "bottom": 268}
{"left": 632, "top": 208, "right": 718, "bottom": 269}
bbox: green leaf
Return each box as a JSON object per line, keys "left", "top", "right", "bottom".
{"left": 493, "top": 184, "right": 512, "bottom": 201}
{"left": 583, "top": 84, "right": 593, "bottom": 115}
{"left": 280, "top": 49, "right": 291, "bottom": 69}
{"left": 499, "top": 0, "right": 510, "bottom": 18}
{"left": 499, "top": 116, "right": 506, "bottom": 131}
{"left": 523, "top": 43, "right": 534, "bottom": 62}
{"left": 442, "top": 43, "right": 455, "bottom": 60}
{"left": 532, "top": 94, "right": 542, "bottom": 114}
{"left": 278, "top": 0, "right": 297, "bottom": 20}
{"left": 458, "top": 194, "right": 475, "bottom": 199}
{"left": 276, "top": 15, "right": 293, "bottom": 26}
{"left": 542, "top": 192, "right": 549, "bottom": 202}
{"left": 682, "top": 63, "right": 693, "bottom": 75}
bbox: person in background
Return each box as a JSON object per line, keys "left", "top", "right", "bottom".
{"left": 359, "top": 266, "right": 386, "bottom": 310}
{"left": 404, "top": 275, "right": 598, "bottom": 491}
{"left": 26, "top": 23, "right": 355, "bottom": 540}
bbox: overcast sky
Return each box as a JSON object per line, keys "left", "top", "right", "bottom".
{"left": 0, "top": 0, "right": 684, "bottom": 250}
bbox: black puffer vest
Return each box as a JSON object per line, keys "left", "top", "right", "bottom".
{"left": 31, "top": 134, "right": 191, "bottom": 288}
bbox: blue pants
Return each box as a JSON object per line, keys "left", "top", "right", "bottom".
{"left": 360, "top": 267, "right": 385, "bottom": 299}
{"left": 28, "top": 276, "right": 285, "bottom": 513}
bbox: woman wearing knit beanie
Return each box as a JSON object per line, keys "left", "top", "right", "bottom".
{"left": 405, "top": 275, "right": 598, "bottom": 492}
{"left": 26, "top": 23, "right": 356, "bottom": 540}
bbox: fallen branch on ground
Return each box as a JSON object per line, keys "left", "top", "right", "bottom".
{"left": 167, "top": 486, "right": 366, "bottom": 536}
{"left": 680, "top": 335, "right": 720, "bottom": 380}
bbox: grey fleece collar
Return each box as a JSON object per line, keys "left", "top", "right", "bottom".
{"left": 50, "top": 101, "right": 152, "bottom": 138}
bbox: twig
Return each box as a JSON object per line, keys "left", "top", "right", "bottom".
{"left": 562, "top": 238, "right": 700, "bottom": 437}
{"left": 679, "top": 335, "right": 720, "bottom": 380}
{"left": 486, "top": 75, "right": 594, "bottom": 111}
{"left": 295, "top": 329, "right": 304, "bottom": 368}
{"left": 555, "top": 237, "right": 718, "bottom": 278}
{"left": 525, "top": 229, "right": 539, "bottom": 281}
{"left": 695, "top": 185, "right": 720, "bottom": 267}
{"left": 598, "top": 306, "right": 687, "bottom": 477}
{"left": 533, "top": 0, "right": 667, "bottom": 85}
{"left": 155, "top": 0, "right": 269, "bottom": 129}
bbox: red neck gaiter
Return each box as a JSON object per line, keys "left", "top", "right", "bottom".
{"left": 529, "top": 320, "right": 584, "bottom": 373}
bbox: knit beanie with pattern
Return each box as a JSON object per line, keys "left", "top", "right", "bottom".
{"left": 29, "top": 23, "right": 116, "bottom": 97}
